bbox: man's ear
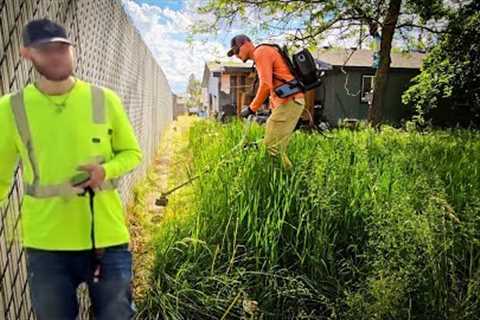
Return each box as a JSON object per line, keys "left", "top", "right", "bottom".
{"left": 20, "top": 47, "right": 32, "bottom": 60}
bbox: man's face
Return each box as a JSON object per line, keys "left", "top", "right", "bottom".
{"left": 25, "top": 42, "right": 75, "bottom": 81}
{"left": 234, "top": 42, "right": 250, "bottom": 63}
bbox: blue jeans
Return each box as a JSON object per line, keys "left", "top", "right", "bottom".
{"left": 26, "top": 244, "right": 134, "bottom": 320}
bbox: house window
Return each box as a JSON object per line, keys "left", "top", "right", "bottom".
{"left": 361, "top": 75, "right": 375, "bottom": 103}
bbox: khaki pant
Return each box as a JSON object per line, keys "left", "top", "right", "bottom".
{"left": 263, "top": 99, "right": 305, "bottom": 168}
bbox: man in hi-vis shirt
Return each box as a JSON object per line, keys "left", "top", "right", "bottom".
{"left": 0, "top": 19, "right": 142, "bottom": 319}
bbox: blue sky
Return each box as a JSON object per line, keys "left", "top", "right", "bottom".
{"left": 121, "top": 0, "right": 314, "bottom": 94}
{"left": 122, "top": 0, "right": 232, "bottom": 94}
{"left": 122, "top": 0, "right": 439, "bottom": 95}
{"left": 135, "top": 0, "right": 184, "bottom": 10}
{"left": 122, "top": 0, "right": 365, "bottom": 94}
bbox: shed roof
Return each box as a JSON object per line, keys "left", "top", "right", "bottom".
{"left": 207, "top": 60, "right": 253, "bottom": 71}
{"left": 315, "top": 48, "right": 425, "bottom": 69}
{"left": 202, "top": 60, "right": 254, "bottom": 87}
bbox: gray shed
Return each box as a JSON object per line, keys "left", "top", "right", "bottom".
{"left": 314, "top": 48, "right": 425, "bottom": 125}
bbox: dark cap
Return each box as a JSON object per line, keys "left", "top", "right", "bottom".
{"left": 22, "top": 19, "right": 71, "bottom": 47}
{"left": 227, "top": 34, "right": 251, "bottom": 57}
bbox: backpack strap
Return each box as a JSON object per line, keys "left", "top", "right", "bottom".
{"left": 254, "top": 43, "right": 297, "bottom": 86}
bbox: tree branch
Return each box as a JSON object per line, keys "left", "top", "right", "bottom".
{"left": 397, "top": 23, "right": 446, "bottom": 34}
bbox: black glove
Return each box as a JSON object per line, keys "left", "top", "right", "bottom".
{"left": 243, "top": 141, "right": 259, "bottom": 150}
{"left": 240, "top": 106, "right": 255, "bottom": 118}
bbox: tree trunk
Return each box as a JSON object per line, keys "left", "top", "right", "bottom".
{"left": 368, "top": 0, "right": 402, "bottom": 126}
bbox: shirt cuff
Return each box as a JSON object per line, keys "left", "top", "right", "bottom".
{"left": 102, "top": 163, "right": 113, "bottom": 181}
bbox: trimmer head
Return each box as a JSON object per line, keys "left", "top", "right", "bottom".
{"left": 155, "top": 194, "right": 169, "bottom": 207}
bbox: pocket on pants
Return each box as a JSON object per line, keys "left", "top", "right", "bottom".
{"left": 292, "top": 98, "right": 305, "bottom": 106}
{"left": 99, "top": 246, "right": 132, "bottom": 281}
{"left": 271, "top": 101, "right": 304, "bottom": 124}
{"left": 88, "top": 246, "right": 134, "bottom": 320}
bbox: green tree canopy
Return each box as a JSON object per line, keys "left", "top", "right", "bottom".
{"left": 403, "top": 1, "right": 480, "bottom": 127}
{"left": 186, "top": 73, "right": 203, "bottom": 109}
{"left": 194, "top": 0, "right": 456, "bottom": 125}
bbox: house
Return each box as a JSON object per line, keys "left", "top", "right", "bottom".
{"left": 202, "top": 48, "right": 424, "bottom": 126}
{"left": 314, "top": 48, "right": 425, "bottom": 125}
{"left": 201, "top": 61, "right": 256, "bottom": 116}
{"left": 172, "top": 94, "right": 186, "bottom": 120}
{"left": 201, "top": 59, "right": 317, "bottom": 122}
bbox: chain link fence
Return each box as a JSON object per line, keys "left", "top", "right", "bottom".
{"left": 0, "top": 0, "right": 173, "bottom": 318}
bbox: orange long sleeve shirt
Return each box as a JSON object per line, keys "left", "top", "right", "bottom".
{"left": 250, "top": 45, "right": 304, "bottom": 112}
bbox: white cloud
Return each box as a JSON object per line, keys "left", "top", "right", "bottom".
{"left": 122, "top": 0, "right": 228, "bottom": 94}
{"left": 123, "top": 0, "right": 404, "bottom": 93}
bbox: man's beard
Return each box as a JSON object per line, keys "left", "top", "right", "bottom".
{"left": 32, "top": 59, "right": 73, "bottom": 81}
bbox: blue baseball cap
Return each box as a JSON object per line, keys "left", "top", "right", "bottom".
{"left": 22, "top": 19, "right": 71, "bottom": 48}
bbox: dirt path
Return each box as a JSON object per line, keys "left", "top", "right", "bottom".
{"left": 127, "top": 116, "right": 196, "bottom": 300}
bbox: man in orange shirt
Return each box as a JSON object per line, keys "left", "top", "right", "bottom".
{"left": 227, "top": 35, "right": 305, "bottom": 168}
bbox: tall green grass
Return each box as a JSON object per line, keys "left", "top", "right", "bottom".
{"left": 137, "top": 120, "right": 480, "bottom": 319}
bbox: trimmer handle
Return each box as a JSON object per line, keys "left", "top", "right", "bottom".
{"left": 71, "top": 172, "right": 91, "bottom": 187}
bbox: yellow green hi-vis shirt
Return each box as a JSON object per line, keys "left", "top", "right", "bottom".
{"left": 0, "top": 79, "right": 143, "bottom": 250}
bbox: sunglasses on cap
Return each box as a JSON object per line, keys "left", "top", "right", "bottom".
{"left": 227, "top": 43, "right": 245, "bottom": 57}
